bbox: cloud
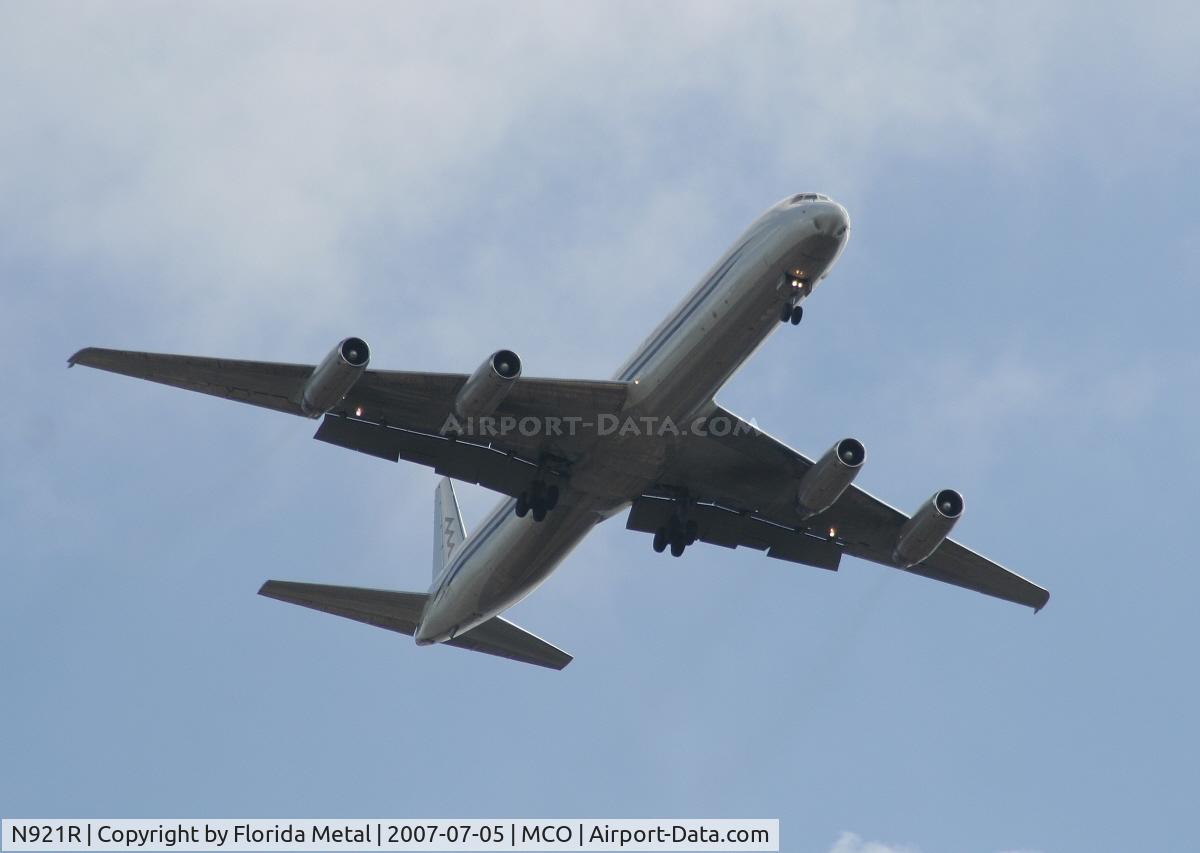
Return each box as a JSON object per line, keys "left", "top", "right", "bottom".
{"left": 3, "top": 2, "right": 1148, "bottom": 351}
{"left": 828, "top": 832, "right": 920, "bottom": 853}
{"left": 849, "top": 343, "right": 1167, "bottom": 484}
{"left": 828, "top": 833, "right": 1043, "bottom": 853}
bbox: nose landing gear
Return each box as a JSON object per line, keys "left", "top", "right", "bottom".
{"left": 780, "top": 274, "right": 807, "bottom": 325}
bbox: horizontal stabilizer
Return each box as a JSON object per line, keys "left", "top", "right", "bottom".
{"left": 447, "top": 616, "right": 573, "bottom": 670}
{"left": 259, "top": 581, "right": 428, "bottom": 634}
{"left": 258, "top": 581, "right": 572, "bottom": 670}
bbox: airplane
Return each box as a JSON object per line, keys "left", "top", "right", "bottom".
{"left": 69, "top": 192, "right": 1049, "bottom": 670}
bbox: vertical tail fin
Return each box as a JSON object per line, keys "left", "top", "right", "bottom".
{"left": 433, "top": 477, "right": 466, "bottom": 579}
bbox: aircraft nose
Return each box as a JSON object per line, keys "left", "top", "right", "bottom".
{"left": 814, "top": 202, "right": 850, "bottom": 241}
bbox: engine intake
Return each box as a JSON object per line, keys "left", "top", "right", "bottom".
{"left": 797, "top": 438, "right": 865, "bottom": 517}
{"left": 301, "top": 337, "right": 370, "bottom": 417}
{"left": 893, "top": 488, "right": 964, "bottom": 567}
{"left": 454, "top": 349, "right": 522, "bottom": 419}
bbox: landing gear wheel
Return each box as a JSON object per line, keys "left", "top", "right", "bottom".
{"left": 515, "top": 493, "right": 530, "bottom": 518}
{"left": 780, "top": 302, "right": 794, "bottom": 323}
{"left": 653, "top": 527, "right": 668, "bottom": 553}
{"left": 669, "top": 537, "right": 686, "bottom": 557}
{"left": 531, "top": 500, "right": 547, "bottom": 522}
{"left": 790, "top": 304, "right": 804, "bottom": 325}
{"left": 545, "top": 485, "right": 559, "bottom": 511}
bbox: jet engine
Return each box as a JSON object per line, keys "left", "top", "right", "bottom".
{"left": 796, "top": 438, "right": 865, "bottom": 517}
{"left": 300, "top": 337, "right": 370, "bottom": 417}
{"left": 454, "top": 350, "right": 522, "bottom": 419}
{"left": 893, "top": 489, "right": 964, "bottom": 567}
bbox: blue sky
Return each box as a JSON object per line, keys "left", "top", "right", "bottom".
{"left": 3, "top": 4, "right": 1198, "bottom": 852}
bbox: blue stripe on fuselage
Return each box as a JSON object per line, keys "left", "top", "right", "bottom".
{"left": 439, "top": 498, "right": 515, "bottom": 589}
{"left": 616, "top": 228, "right": 765, "bottom": 382}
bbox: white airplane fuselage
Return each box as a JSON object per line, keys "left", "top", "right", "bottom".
{"left": 415, "top": 195, "right": 851, "bottom": 645}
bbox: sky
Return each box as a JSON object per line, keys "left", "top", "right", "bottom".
{"left": 2, "top": 3, "right": 1199, "bottom": 851}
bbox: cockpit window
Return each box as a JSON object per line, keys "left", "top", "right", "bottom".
{"left": 790, "top": 193, "right": 830, "bottom": 204}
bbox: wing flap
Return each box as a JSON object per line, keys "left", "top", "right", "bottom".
{"left": 313, "top": 415, "right": 568, "bottom": 498}
{"left": 626, "top": 496, "right": 841, "bottom": 571}
{"left": 346, "top": 372, "right": 630, "bottom": 464}
{"left": 348, "top": 371, "right": 629, "bottom": 427}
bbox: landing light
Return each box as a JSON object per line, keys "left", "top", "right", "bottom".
{"left": 355, "top": 406, "right": 364, "bottom": 417}
{"left": 828, "top": 526, "right": 838, "bottom": 539}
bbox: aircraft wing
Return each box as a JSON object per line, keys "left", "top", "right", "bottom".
{"left": 68, "top": 347, "right": 313, "bottom": 416}
{"left": 68, "top": 347, "right": 629, "bottom": 485}
{"left": 638, "top": 404, "right": 1049, "bottom": 611}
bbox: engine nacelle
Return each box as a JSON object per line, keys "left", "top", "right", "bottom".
{"left": 797, "top": 438, "right": 865, "bottom": 517}
{"left": 454, "top": 350, "right": 522, "bottom": 419}
{"left": 893, "top": 489, "right": 964, "bottom": 567}
{"left": 301, "top": 337, "right": 370, "bottom": 417}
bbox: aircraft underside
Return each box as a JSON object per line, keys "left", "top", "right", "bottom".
{"left": 69, "top": 193, "right": 1049, "bottom": 669}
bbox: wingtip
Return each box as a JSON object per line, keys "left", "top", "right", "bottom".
{"left": 68, "top": 346, "right": 105, "bottom": 368}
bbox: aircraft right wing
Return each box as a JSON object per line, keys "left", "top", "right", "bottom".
{"left": 68, "top": 347, "right": 630, "bottom": 496}
{"left": 68, "top": 348, "right": 313, "bottom": 416}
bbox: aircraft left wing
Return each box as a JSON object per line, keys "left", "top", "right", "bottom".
{"left": 68, "top": 347, "right": 629, "bottom": 487}
{"left": 640, "top": 404, "right": 1050, "bottom": 611}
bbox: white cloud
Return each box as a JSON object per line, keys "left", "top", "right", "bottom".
{"left": 849, "top": 344, "right": 1167, "bottom": 485}
{"left": 2, "top": 2, "right": 1140, "bottom": 351}
{"left": 828, "top": 833, "right": 1043, "bottom": 853}
{"left": 828, "top": 832, "right": 920, "bottom": 853}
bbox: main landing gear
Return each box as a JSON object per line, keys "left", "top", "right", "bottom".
{"left": 652, "top": 514, "right": 699, "bottom": 558}
{"left": 515, "top": 480, "right": 559, "bottom": 522}
{"left": 779, "top": 302, "right": 803, "bottom": 325}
